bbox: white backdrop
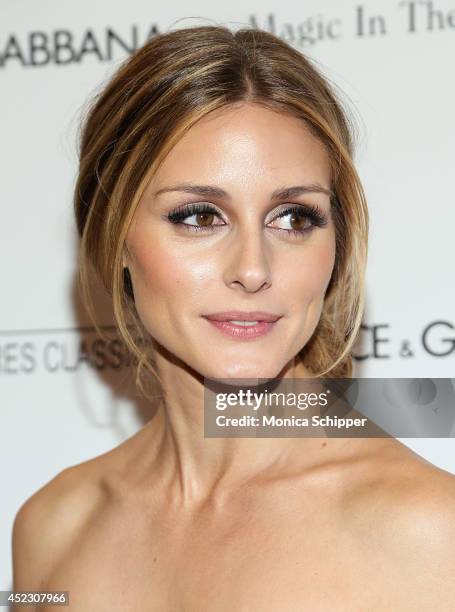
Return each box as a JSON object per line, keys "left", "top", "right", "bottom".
{"left": 1, "top": 0, "right": 454, "bottom": 590}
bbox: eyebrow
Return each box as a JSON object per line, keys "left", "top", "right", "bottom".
{"left": 153, "top": 182, "right": 334, "bottom": 200}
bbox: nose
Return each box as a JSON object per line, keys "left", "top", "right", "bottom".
{"left": 223, "top": 225, "right": 272, "bottom": 293}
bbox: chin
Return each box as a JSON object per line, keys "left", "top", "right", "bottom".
{"left": 203, "top": 360, "right": 285, "bottom": 382}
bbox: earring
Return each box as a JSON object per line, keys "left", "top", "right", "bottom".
{"left": 123, "top": 266, "right": 135, "bottom": 301}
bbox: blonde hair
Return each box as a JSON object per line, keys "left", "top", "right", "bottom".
{"left": 73, "top": 24, "right": 368, "bottom": 397}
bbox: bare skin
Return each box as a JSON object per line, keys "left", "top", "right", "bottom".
{"left": 12, "top": 420, "right": 455, "bottom": 611}
{"left": 12, "top": 102, "right": 455, "bottom": 610}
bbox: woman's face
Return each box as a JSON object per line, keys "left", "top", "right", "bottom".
{"left": 124, "top": 102, "right": 336, "bottom": 380}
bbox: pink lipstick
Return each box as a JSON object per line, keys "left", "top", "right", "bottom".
{"left": 202, "top": 311, "right": 282, "bottom": 340}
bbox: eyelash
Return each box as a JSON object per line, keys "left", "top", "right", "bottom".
{"left": 166, "top": 202, "right": 329, "bottom": 237}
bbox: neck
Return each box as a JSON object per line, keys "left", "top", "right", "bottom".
{"left": 140, "top": 351, "right": 349, "bottom": 510}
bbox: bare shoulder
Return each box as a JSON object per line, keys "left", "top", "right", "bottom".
{"left": 388, "top": 442, "right": 455, "bottom": 542}
{"left": 12, "top": 421, "right": 155, "bottom": 591}
{"left": 11, "top": 440, "right": 132, "bottom": 591}
{"left": 344, "top": 439, "right": 455, "bottom": 607}
{"left": 381, "top": 442, "right": 455, "bottom": 547}
{"left": 384, "top": 446, "right": 455, "bottom": 605}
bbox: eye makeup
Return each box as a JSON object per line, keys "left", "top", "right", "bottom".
{"left": 164, "top": 201, "right": 329, "bottom": 238}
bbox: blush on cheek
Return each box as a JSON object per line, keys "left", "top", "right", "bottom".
{"left": 287, "top": 241, "right": 336, "bottom": 340}
{"left": 299, "top": 242, "right": 336, "bottom": 294}
{"left": 130, "top": 238, "right": 214, "bottom": 328}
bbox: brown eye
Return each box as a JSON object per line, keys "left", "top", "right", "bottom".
{"left": 272, "top": 209, "right": 311, "bottom": 233}
{"left": 195, "top": 212, "right": 215, "bottom": 226}
{"left": 167, "top": 203, "right": 225, "bottom": 232}
{"left": 289, "top": 211, "right": 308, "bottom": 232}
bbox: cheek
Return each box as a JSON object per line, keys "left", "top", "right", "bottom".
{"left": 286, "top": 233, "right": 336, "bottom": 306}
{"left": 129, "top": 235, "right": 212, "bottom": 310}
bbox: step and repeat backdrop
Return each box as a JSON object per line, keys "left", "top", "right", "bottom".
{"left": 1, "top": 0, "right": 454, "bottom": 588}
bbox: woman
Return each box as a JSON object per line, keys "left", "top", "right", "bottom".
{"left": 13, "top": 24, "right": 455, "bottom": 610}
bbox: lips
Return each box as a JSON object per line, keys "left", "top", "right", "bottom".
{"left": 203, "top": 311, "right": 282, "bottom": 323}
{"left": 202, "top": 311, "right": 282, "bottom": 340}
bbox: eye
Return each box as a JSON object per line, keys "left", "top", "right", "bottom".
{"left": 270, "top": 208, "right": 312, "bottom": 233}
{"left": 166, "top": 202, "right": 225, "bottom": 232}
{"left": 268, "top": 204, "right": 329, "bottom": 236}
{"left": 166, "top": 202, "right": 329, "bottom": 236}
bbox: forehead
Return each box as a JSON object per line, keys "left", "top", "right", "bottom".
{"left": 151, "top": 102, "right": 331, "bottom": 191}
